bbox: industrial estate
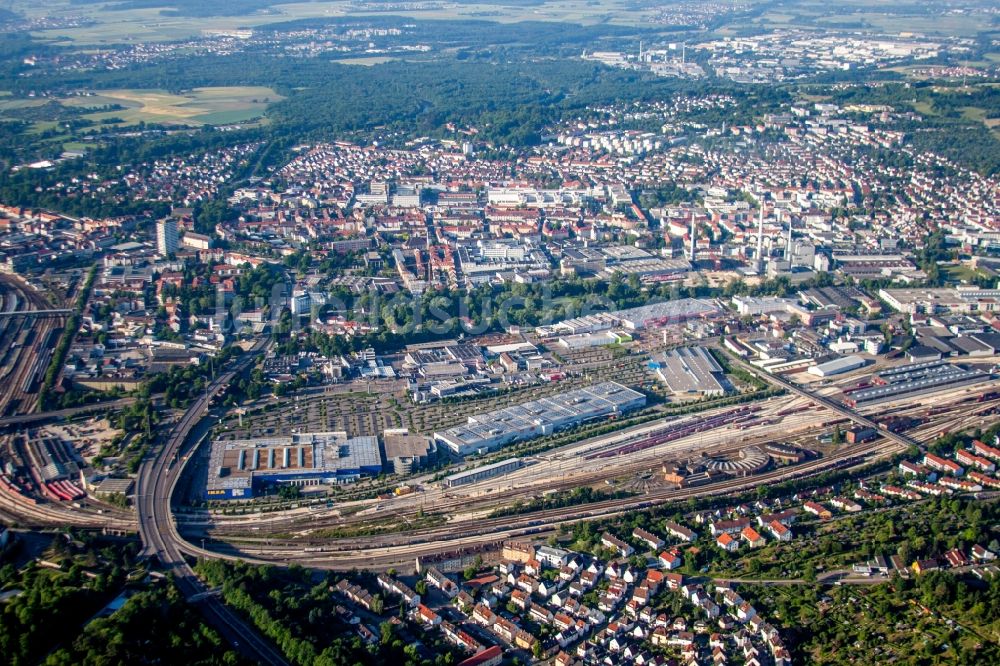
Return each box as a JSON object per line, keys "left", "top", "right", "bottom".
{"left": 1, "top": 0, "right": 999, "bottom": 665}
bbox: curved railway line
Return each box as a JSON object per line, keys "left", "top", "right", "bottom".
{"left": 178, "top": 436, "right": 907, "bottom": 569}
{"left": 198, "top": 388, "right": 1000, "bottom": 541}
{"left": 184, "top": 391, "right": 1000, "bottom": 570}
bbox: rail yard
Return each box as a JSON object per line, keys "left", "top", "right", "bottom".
{"left": 2, "top": 323, "right": 999, "bottom": 578}
{"left": 170, "top": 361, "right": 999, "bottom": 571}
{"left": 0, "top": 274, "right": 66, "bottom": 417}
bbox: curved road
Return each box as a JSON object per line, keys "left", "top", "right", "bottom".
{"left": 133, "top": 336, "right": 942, "bottom": 663}
{"left": 136, "top": 339, "right": 289, "bottom": 666}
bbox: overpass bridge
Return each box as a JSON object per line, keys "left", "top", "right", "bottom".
{"left": 0, "top": 398, "right": 137, "bottom": 428}
{"left": 0, "top": 309, "right": 72, "bottom": 318}
{"left": 727, "top": 352, "right": 923, "bottom": 451}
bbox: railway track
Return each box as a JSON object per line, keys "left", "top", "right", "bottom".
{"left": 203, "top": 391, "right": 1000, "bottom": 540}
{"left": 0, "top": 480, "right": 135, "bottom": 530}
{"left": 183, "top": 435, "right": 906, "bottom": 569}
{"left": 0, "top": 276, "right": 65, "bottom": 416}
{"left": 185, "top": 387, "right": 1000, "bottom": 570}
{"left": 218, "top": 437, "right": 899, "bottom": 553}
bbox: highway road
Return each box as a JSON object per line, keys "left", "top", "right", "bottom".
{"left": 135, "top": 338, "right": 289, "bottom": 666}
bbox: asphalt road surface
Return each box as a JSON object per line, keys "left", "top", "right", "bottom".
{"left": 135, "top": 338, "right": 288, "bottom": 666}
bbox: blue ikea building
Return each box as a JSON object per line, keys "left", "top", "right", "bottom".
{"left": 205, "top": 432, "right": 383, "bottom": 500}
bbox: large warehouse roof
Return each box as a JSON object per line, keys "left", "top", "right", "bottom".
{"left": 434, "top": 381, "right": 646, "bottom": 455}
{"left": 651, "top": 347, "right": 728, "bottom": 395}
{"left": 206, "top": 431, "right": 382, "bottom": 494}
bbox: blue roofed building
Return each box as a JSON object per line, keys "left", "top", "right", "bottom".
{"left": 205, "top": 431, "right": 383, "bottom": 500}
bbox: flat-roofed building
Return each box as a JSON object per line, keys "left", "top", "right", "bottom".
{"left": 807, "top": 355, "right": 869, "bottom": 377}
{"left": 434, "top": 382, "right": 645, "bottom": 456}
{"left": 879, "top": 287, "right": 1000, "bottom": 315}
{"left": 443, "top": 458, "right": 522, "bottom": 488}
{"left": 382, "top": 430, "right": 436, "bottom": 475}
{"left": 844, "top": 360, "right": 988, "bottom": 407}
{"left": 650, "top": 347, "right": 729, "bottom": 397}
{"left": 205, "top": 431, "right": 383, "bottom": 500}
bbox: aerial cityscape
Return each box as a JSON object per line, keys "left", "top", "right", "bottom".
{"left": 0, "top": 0, "right": 998, "bottom": 664}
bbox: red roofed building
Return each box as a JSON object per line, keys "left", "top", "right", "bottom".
{"left": 803, "top": 501, "right": 832, "bottom": 520}
{"left": 457, "top": 646, "right": 503, "bottom": 666}
{"left": 972, "top": 439, "right": 1000, "bottom": 461}
{"left": 969, "top": 471, "right": 1000, "bottom": 489}
{"left": 664, "top": 572, "right": 685, "bottom": 590}
{"left": 741, "top": 526, "right": 766, "bottom": 548}
{"left": 956, "top": 449, "right": 995, "bottom": 473}
{"left": 716, "top": 532, "right": 739, "bottom": 552}
{"left": 768, "top": 520, "right": 792, "bottom": 542}
{"left": 944, "top": 548, "right": 968, "bottom": 568}
{"left": 923, "top": 453, "right": 964, "bottom": 477}
{"left": 416, "top": 604, "right": 441, "bottom": 626}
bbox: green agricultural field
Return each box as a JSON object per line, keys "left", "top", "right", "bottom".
{"left": 814, "top": 12, "right": 987, "bottom": 37}
{"left": 20, "top": 0, "right": 652, "bottom": 46}
{"left": 59, "top": 86, "right": 283, "bottom": 126}
{"left": 23, "top": 2, "right": 349, "bottom": 45}
{"left": 749, "top": 1, "right": 992, "bottom": 38}
{"left": 959, "top": 106, "right": 1000, "bottom": 137}
{"left": 941, "top": 263, "right": 989, "bottom": 284}
{"left": 349, "top": 0, "right": 641, "bottom": 26}
{"left": 0, "top": 97, "right": 48, "bottom": 112}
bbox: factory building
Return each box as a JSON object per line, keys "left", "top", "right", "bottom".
{"left": 649, "top": 347, "right": 730, "bottom": 397}
{"left": 843, "top": 360, "right": 988, "bottom": 407}
{"left": 611, "top": 298, "right": 721, "bottom": 330}
{"left": 434, "top": 382, "right": 646, "bottom": 456}
{"left": 535, "top": 298, "right": 720, "bottom": 337}
{"left": 382, "top": 429, "right": 437, "bottom": 475}
{"left": 807, "top": 355, "right": 869, "bottom": 377}
{"left": 442, "top": 458, "right": 523, "bottom": 488}
{"left": 205, "top": 431, "right": 383, "bottom": 500}
{"left": 879, "top": 287, "right": 1000, "bottom": 315}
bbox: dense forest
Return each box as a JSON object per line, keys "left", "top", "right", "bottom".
{"left": 0, "top": 54, "right": 706, "bottom": 144}
{"left": 46, "top": 584, "right": 243, "bottom": 666}
{"left": 0, "top": 535, "right": 240, "bottom": 666}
